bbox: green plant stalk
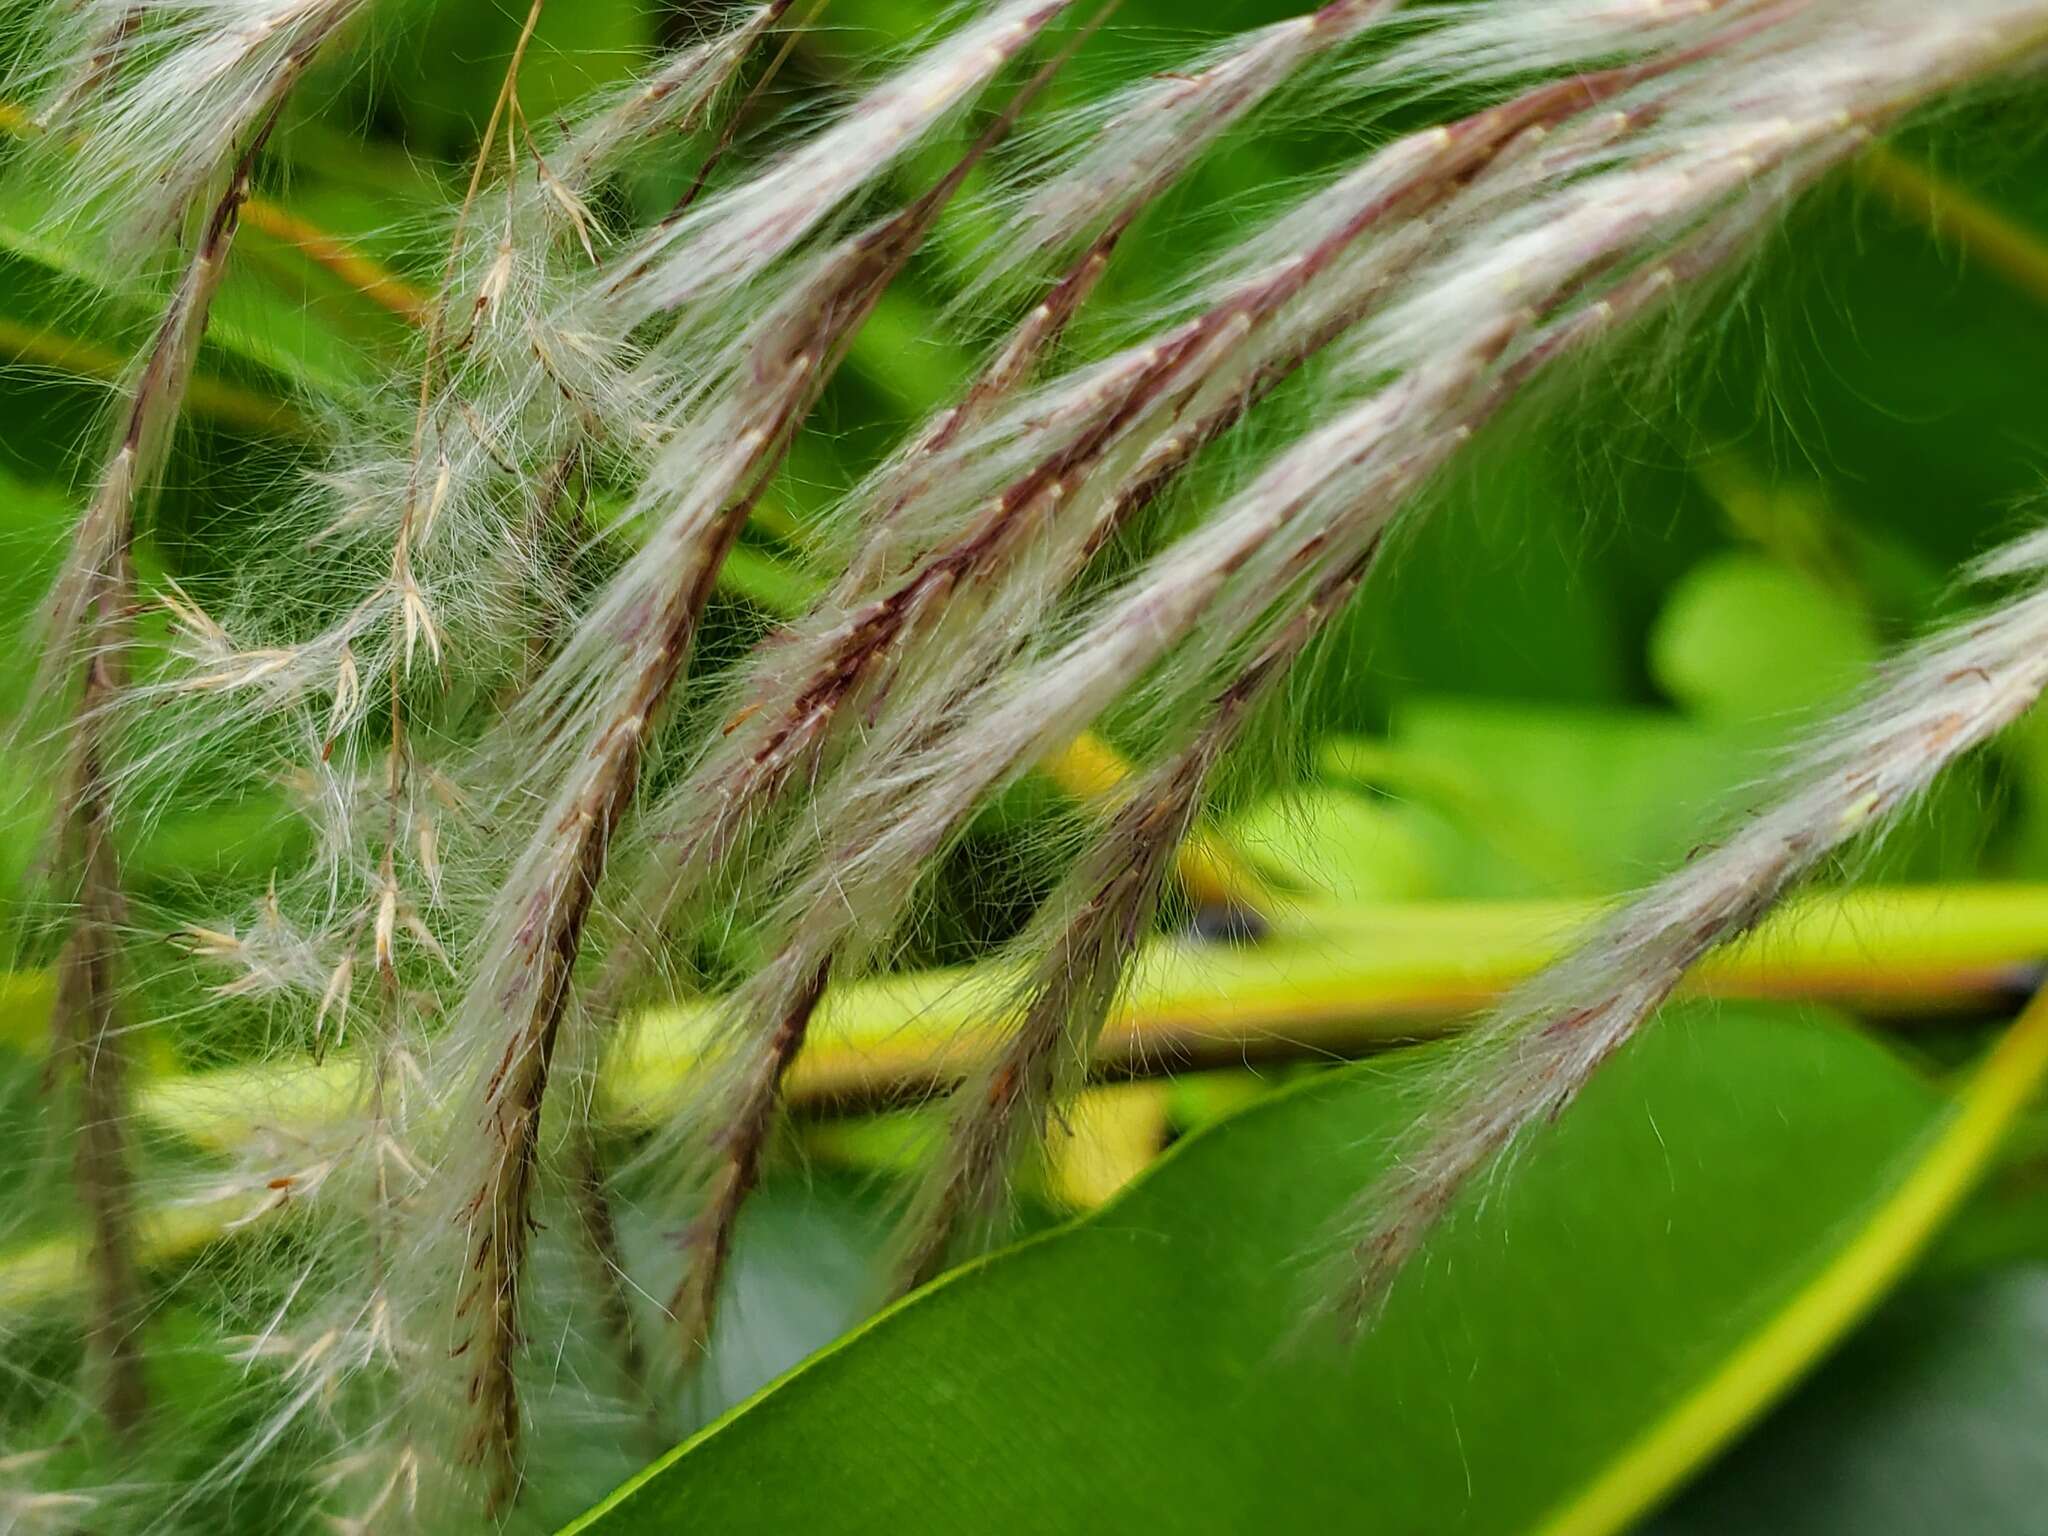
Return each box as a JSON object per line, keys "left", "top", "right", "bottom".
{"left": 125, "top": 882, "right": 2048, "bottom": 1147}
{"left": 2, "top": 882, "right": 2039, "bottom": 1313}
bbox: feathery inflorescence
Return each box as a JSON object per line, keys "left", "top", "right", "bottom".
{"left": 1335, "top": 527, "right": 2048, "bottom": 1320}
{"left": 657, "top": 0, "right": 2048, "bottom": 1293}
{"left": 15, "top": 0, "right": 368, "bottom": 259}
{"left": 8, "top": 0, "right": 2048, "bottom": 1527}
{"left": 444, "top": 9, "right": 1092, "bottom": 1501}
{"left": 8, "top": 0, "right": 362, "bottom": 1462}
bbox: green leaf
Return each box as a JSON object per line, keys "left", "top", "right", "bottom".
{"left": 362, "top": 0, "right": 653, "bottom": 159}
{"left": 1325, "top": 453, "right": 1637, "bottom": 722}
{"left": 514, "top": 1170, "right": 906, "bottom": 1532}
{"left": 1362, "top": 699, "right": 1776, "bottom": 895}
{"left": 0, "top": 194, "right": 367, "bottom": 402}
{"left": 720, "top": 542, "right": 824, "bottom": 617}
{"left": 1227, "top": 784, "right": 1438, "bottom": 902}
{"left": 1649, "top": 551, "right": 1878, "bottom": 723}
{"left": 1651, "top": 1269, "right": 2048, "bottom": 1533}
{"left": 564, "top": 997, "right": 2048, "bottom": 1535}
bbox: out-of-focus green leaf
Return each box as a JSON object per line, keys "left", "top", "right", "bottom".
{"left": 0, "top": 192, "right": 368, "bottom": 400}
{"left": 720, "top": 542, "right": 824, "bottom": 616}
{"left": 362, "top": 0, "right": 653, "bottom": 159}
{"left": 1331, "top": 682, "right": 1995, "bottom": 899}
{"left": 1226, "top": 784, "right": 1437, "bottom": 902}
{"left": 564, "top": 999, "right": 2048, "bottom": 1534}
{"left": 1328, "top": 454, "right": 1639, "bottom": 723}
{"left": 128, "top": 796, "right": 310, "bottom": 893}
{"left": 1649, "top": 551, "right": 1878, "bottom": 722}
{"left": 0, "top": 971, "right": 51, "bottom": 1055}
{"left": 1366, "top": 699, "right": 1772, "bottom": 895}
{"left": 512, "top": 1170, "right": 903, "bottom": 1531}
{"left": 4, "top": 1306, "right": 311, "bottom": 1526}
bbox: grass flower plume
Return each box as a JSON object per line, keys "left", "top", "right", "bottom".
{"left": 5, "top": 0, "right": 2048, "bottom": 1527}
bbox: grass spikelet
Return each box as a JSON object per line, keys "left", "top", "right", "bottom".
{"left": 602, "top": 69, "right": 1554, "bottom": 995}
{"left": 892, "top": 560, "right": 1366, "bottom": 1290}
{"left": 638, "top": 0, "right": 2048, "bottom": 1331}
{"left": 641, "top": 0, "right": 1799, "bottom": 943}
{"left": 12, "top": 0, "right": 367, "bottom": 261}
{"left": 438, "top": 14, "right": 1091, "bottom": 1501}
{"left": 981, "top": 0, "right": 1399, "bottom": 286}
{"left": 1335, "top": 522, "right": 2048, "bottom": 1321}
{"left": 30, "top": 72, "right": 292, "bottom": 1451}
{"left": 596, "top": 0, "right": 1077, "bottom": 324}
{"left": 570, "top": 210, "right": 1127, "bottom": 1050}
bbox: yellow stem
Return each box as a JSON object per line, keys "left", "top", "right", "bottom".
{"left": 110, "top": 884, "right": 2048, "bottom": 1153}
{"left": 1043, "top": 1081, "right": 1172, "bottom": 1208}
{"left": 238, "top": 201, "right": 426, "bottom": 320}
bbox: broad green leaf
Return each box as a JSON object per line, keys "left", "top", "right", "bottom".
{"left": 564, "top": 995, "right": 2048, "bottom": 1535}
{"left": 514, "top": 1170, "right": 907, "bottom": 1532}
{"left": 1651, "top": 1269, "right": 2048, "bottom": 1533}
{"left": 1342, "top": 694, "right": 1996, "bottom": 897}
